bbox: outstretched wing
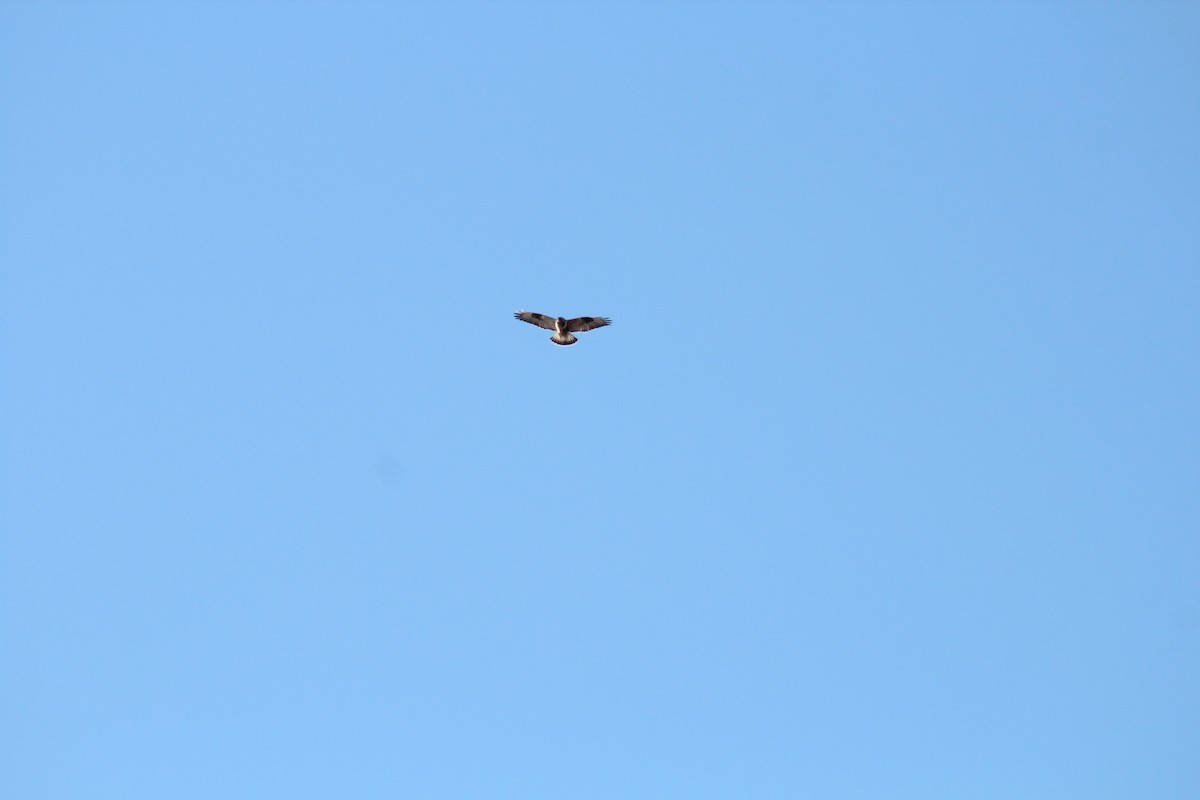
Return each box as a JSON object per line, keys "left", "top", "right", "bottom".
{"left": 514, "top": 311, "right": 557, "bottom": 331}
{"left": 564, "top": 316, "right": 611, "bottom": 333}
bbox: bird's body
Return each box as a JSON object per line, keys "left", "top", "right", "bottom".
{"left": 549, "top": 316, "right": 577, "bottom": 347}
{"left": 514, "top": 311, "right": 611, "bottom": 346}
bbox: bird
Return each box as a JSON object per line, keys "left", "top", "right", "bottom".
{"left": 514, "top": 311, "right": 611, "bottom": 346}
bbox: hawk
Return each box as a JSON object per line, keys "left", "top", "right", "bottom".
{"left": 514, "top": 311, "right": 611, "bottom": 346}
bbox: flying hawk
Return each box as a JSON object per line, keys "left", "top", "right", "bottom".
{"left": 514, "top": 311, "right": 611, "bottom": 346}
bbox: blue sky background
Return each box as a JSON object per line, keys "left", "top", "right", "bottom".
{"left": 2, "top": 1, "right": 1197, "bottom": 797}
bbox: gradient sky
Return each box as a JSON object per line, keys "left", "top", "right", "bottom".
{"left": 3, "top": 2, "right": 1198, "bottom": 797}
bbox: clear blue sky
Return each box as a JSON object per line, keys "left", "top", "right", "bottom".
{"left": 2, "top": 1, "right": 1197, "bottom": 797}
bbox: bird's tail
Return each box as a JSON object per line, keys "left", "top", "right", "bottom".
{"left": 551, "top": 332, "right": 578, "bottom": 346}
